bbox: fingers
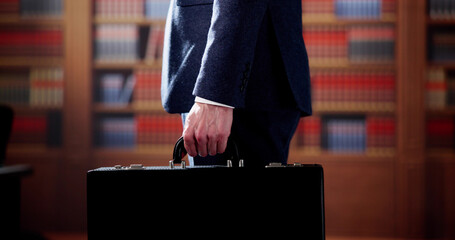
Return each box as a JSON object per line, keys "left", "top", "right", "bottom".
{"left": 216, "top": 135, "right": 228, "bottom": 154}
{"left": 183, "top": 132, "right": 197, "bottom": 157}
{"left": 183, "top": 102, "right": 233, "bottom": 158}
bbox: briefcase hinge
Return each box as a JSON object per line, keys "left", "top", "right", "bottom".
{"left": 265, "top": 162, "right": 286, "bottom": 168}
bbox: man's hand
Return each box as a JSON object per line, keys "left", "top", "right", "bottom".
{"left": 182, "top": 102, "right": 233, "bottom": 157}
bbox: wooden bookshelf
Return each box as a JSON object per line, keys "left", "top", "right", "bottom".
{"left": 0, "top": 15, "right": 64, "bottom": 26}
{"left": 93, "top": 61, "right": 162, "bottom": 70}
{"left": 94, "top": 17, "right": 165, "bottom": 26}
{"left": 302, "top": 14, "right": 397, "bottom": 25}
{"left": 0, "top": 57, "right": 64, "bottom": 67}
{"left": 93, "top": 102, "right": 165, "bottom": 113}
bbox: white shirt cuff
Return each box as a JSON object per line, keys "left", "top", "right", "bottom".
{"left": 195, "top": 96, "right": 234, "bottom": 109}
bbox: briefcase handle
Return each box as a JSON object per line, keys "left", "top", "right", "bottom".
{"left": 172, "top": 136, "right": 242, "bottom": 167}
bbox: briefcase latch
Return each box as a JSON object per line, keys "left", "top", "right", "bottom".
{"left": 169, "top": 160, "right": 186, "bottom": 169}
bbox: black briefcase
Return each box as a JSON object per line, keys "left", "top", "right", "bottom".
{"left": 87, "top": 137, "right": 325, "bottom": 239}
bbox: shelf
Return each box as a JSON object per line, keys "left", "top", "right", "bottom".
{"left": 426, "top": 107, "right": 455, "bottom": 116}
{"left": 6, "top": 144, "right": 62, "bottom": 159}
{"left": 309, "top": 59, "right": 396, "bottom": 70}
{"left": 426, "top": 149, "right": 455, "bottom": 163}
{"left": 428, "top": 62, "right": 455, "bottom": 70}
{"left": 0, "top": 14, "right": 64, "bottom": 26}
{"left": 11, "top": 105, "right": 62, "bottom": 113}
{"left": 289, "top": 148, "right": 395, "bottom": 163}
{"left": 0, "top": 57, "right": 64, "bottom": 67}
{"left": 313, "top": 102, "right": 395, "bottom": 114}
{"left": 93, "top": 61, "right": 162, "bottom": 70}
{"left": 302, "top": 14, "right": 396, "bottom": 25}
{"left": 92, "top": 145, "right": 175, "bottom": 166}
{"left": 427, "top": 18, "right": 455, "bottom": 25}
{"left": 93, "top": 17, "right": 166, "bottom": 26}
{"left": 93, "top": 103, "right": 165, "bottom": 114}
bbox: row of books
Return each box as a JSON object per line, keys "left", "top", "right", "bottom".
{"left": 426, "top": 117, "right": 455, "bottom": 149}
{"left": 303, "top": 25, "right": 395, "bottom": 63}
{"left": 296, "top": 116, "right": 395, "bottom": 153}
{"left": 426, "top": 68, "right": 455, "bottom": 109}
{"left": 311, "top": 70, "right": 395, "bottom": 104}
{"left": 94, "top": 24, "right": 164, "bottom": 63}
{"left": 10, "top": 111, "right": 61, "bottom": 146}
{"left": 324, "top": 117, "right": 366, "bottom": 153}
{"left": 0, "top": 0, "right": 19, "bottom": 14}
{"left": 136, "top": 114, "right": 182, "bottom": 147}
{"left": 0, "top": 27, "right": 63, "bottom": 57}
{"left": 98, "top": 73, "right": 135, "bottom": 105}
{"left": 0, "top": 0, "right": 63, "bottom": 16}
{"left": 428, "top": 0, "right": 455, "bottom": 19}
{"left": 0, "top": 68, "right": 64, "bottom": 107}
{"left": 97, "top": 68, "right": 395, "bottom": 109}
{"left": 95, "top": 114, "right": 182, "bottom": 148}
{"left": 429, "top": 31, "right": 455, "bottom": 62}
{"left": 95, "top": 0, "right": 170, "bottom": 20}
{"left": 302, "top": 0, "right": 396, "bottom": 19}
{"left": 97, "top": 69, "right": 161, "bottom": 106}
{"left": 20, "top": 0, "right": 63, "bottom": 17}
{"left": 95, "top": 116, "right": 136, "bottom": 147}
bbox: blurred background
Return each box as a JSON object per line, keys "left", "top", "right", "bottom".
{"left": 0, "top": 0, "right": 454, "bottom": 239}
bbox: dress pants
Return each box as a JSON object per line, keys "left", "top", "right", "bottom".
{"left": 181, "top": 108, "right": 301, "bottom": 168}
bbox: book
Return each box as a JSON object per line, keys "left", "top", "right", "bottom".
{"left": 0, "top": 0, "right": 19, "bottom": 14}
{"left": 303, "top": 24, "right": 395, "bottom": 64}
{"left": 145, "top": 0, "right": 170, "bottom": 20}
{"left": 133, "top": 69, "right": 161, "bottom": 108}
{"left": 296, "top": 116, "right": 322, "bottom": 153}
{"left": 95, "top": 0, "right": 144, "bottom": 19}
{"left": 0, "top": 70, "right": 29, "bottom": 105}
{"left": 96, "top": 116, "right": 136, "bottom": 148}
{"left": 303, "top": 25, "right": 348, "bottom": 64}
{"left": 29, "top": 67, "right": 64, "bottom": 107}
{"left": 144, "top": 25, "right": 165, "bottom": 64}
{"left": 429, "top": 0, "right": 455, "bottom": 19}
{"left": 348, "top": 25, "right": 395, "bottom": 62}
{"left": 136, "top": 114, "right": 182, "bottom": 148}
{"left": 366, "top": 116, "right": 395, "bottom": 154}
{"left": 10, "top": 115, "right": 47, "bottom": 144}
{"left": 311, "top": 69, "right": 395, "bottom": 108}
{"left": 430, "top": 31, "right": 455, "bottom": 62}
{"left": 20, "top": 0, "right": 63, "bottom": 18}
{"left": 95, "top": 24, "right": 139, "bottom": 62}
{"left": 426, "top": 68, "right": 447, "bottom": 109}
{"left": 426, "top": 117, "right": 455, "bottom": 149}
{"left": 335, "top": 0, "right": 381, "bottom": 19}
{"left": 302, "top": 0, "right": 396, "bottom": 19}
{"left": 0, "top": 27, "right": 63, "bottom": 57}
{"left": 322, "top": 116, "right": 366, "bottom": 153}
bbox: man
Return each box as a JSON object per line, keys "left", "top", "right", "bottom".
{"left": 161, "top": 0, "right": 311, "bottom": 167}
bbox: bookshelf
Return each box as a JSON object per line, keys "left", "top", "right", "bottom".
{"left": 0, "top": 0, "right": 65, "bottom": 154}
{"left": 293, "top": 0, "right": 398, "bottom": 161}
{"left": 89, "top": 0, "right": 179, "bottom": 161}
{"left": 424, "top": 1, "right": 455, "bottom": 238}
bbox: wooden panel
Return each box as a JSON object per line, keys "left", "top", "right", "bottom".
{"left": 425, "top": 161, "right": 455, "bottom": 239}
{"left": 321, "top": 161, "right": 395, "bottom": 237}
{"left": 395, "top": 0, "right": 427, "bottom": 237}
{"left": 63, "top": 0, "right": 92, "bottom": 165}
{"left": 11, "top": 159, "right": 59, "bottom": 232}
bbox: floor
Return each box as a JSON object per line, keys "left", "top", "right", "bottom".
{"left": 42, "top": 233, "right": 441, "bottom": 240}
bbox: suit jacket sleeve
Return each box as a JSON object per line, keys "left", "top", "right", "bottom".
{"left": 192, "top": 0, "right": 270, "bottom": 108}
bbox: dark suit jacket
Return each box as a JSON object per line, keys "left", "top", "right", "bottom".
{"left": 161, "top": 0, "right": 312, "bottom": 116}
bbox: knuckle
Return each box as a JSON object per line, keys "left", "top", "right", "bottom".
{"left": 195, "top": 133, "right": 206, "bottom": 144}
